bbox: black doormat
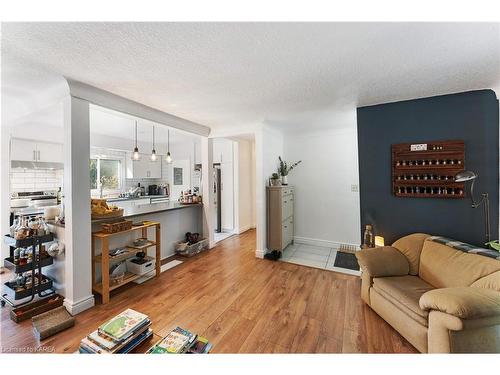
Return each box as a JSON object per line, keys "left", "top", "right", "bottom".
{"left": 333, "top": 251, "right": 360, "bottom": 271}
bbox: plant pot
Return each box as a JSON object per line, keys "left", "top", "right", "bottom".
{"left": 281, "top": 175, "right": 288, "bottom": 185}
{"left": 270, "top": 178, "right": 281, "bottom": 186}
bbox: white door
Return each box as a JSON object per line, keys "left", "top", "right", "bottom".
{"left": 36, "top": 141, "right": 63, "bottom": 163}
{"left": 11, "top": 138, "right": 37, "bottom": 162}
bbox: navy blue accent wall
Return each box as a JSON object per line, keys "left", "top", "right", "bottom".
{"left": 357, "top": 90, "right": 499, "bottom": 246}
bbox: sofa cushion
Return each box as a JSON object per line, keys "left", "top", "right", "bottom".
{"left": 373, "top": 276, "right": 434, "bottom": 326}
{"left": 420, "top": 287, "right": 500, "bottom": 319}
{"left": 471, "top": 271, "right": 500, "bottom": 292}
{"left": 419, "top": 240, "right": 500, "bottom": 289}
{"left": 392, "top": 233, "right": 431, "bottom": 275}
{"left": 355, "top": 246, "right": 409, "bottom": 277}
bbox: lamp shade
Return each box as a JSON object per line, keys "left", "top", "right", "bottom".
{"left": 455, "top": 170, "right": 478, "bottom": 182}
{"left": 374, "top": 236, "right": 385, "bottom": 247}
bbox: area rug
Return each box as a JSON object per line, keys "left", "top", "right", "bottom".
{"left": 333, "top": 251, "right": 360, "bottom": 271}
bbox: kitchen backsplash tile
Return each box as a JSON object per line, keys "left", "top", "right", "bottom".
{"left": 10, "top": 168, "right": 63, "bottom": 193}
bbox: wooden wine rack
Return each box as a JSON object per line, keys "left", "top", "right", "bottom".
{"left": 392, "top": 140, "right": 466, "bottom": 199}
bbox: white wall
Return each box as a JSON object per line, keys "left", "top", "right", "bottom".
{"left": 256, "top": 125, "right": 284, "bottom": 257}
{"left": 236, "top": 139, "right": 255, "bottom": 233}
{"left": 283, "top": 109, "right": 361, "bottom": 247}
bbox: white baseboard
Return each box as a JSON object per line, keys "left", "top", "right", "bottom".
{"left": 255, "top": 249, "right": 266, "bottom": 259}
{"left": 294, "top": 236, "right": 359, "bottom": 249}
{"left": 236, "top": 225, "right": 253, "bottom": 234}
{"left": 64, "top": 294, "right": 95, "bottom": 315}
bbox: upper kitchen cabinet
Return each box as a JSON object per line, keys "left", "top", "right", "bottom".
{"left": 125, "top": 153, "right": 162, "bottom": 179}
{"left": 11, "top": 138, "right": 63, "bottom": 163}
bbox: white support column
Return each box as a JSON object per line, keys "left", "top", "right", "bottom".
{"left": 201, "top": 137, "right": 215, "bottom": 248}
{"left": 233, "top": 141, "right": 240, "bottom": 233}
{"left": 62, "top": 95, "right": 94, "bottom": 314}
{"left": 0, "top": 126, "right": 10, "bottom": 261}
{"left": 254, "top": 128, "right": 266, "bottom": 258}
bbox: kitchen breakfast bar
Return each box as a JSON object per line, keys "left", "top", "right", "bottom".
{"left": 91, "top": 201, "right": 203, "bottom": 303}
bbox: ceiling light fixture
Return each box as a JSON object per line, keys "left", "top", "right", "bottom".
{"left": 166, "top": 129, "right": 173, "bottom": 164}
{"left": 132, "top": 120, "right": 141, "bottom": 161}
{"left": 151, "top": 125, "right": 158, "bottom": 162}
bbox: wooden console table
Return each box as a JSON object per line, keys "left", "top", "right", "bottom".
{"left": 91, "top": 221, "right": 161, "bottom": 304}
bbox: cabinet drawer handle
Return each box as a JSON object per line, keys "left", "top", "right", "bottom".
{"left": 284, "top": 226, "right": 287, "bottom": 228}
{"left": 284, "top": 200, "right": 287, "bottom": 203}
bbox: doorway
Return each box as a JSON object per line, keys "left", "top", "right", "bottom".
{"left": 212, "top": 138, "right": 236, "bottom": 243}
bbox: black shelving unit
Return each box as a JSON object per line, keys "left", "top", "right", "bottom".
{"left": 1, "top": 233, "right": 55, "bottom": 308}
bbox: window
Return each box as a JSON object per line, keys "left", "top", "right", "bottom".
{"left": 90, "top": 157, "right": 121, "bottom": 192}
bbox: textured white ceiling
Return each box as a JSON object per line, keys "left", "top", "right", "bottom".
{"left": 2, "top": 22, "right": 499, "bottom": 130}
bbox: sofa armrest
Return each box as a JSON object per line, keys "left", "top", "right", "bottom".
{"left": 355, "top": 246, "right": 409, "bottom": 277}
{"left": 420, "top": 287, "right": 500, "bottom": 319}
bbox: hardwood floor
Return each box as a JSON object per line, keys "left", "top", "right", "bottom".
{"left": 0, "top": 229, "right": 418, "bottom": 353}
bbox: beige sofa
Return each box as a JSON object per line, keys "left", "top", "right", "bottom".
{"left": 355, "top": 233, "right": 500, "bottom": 353}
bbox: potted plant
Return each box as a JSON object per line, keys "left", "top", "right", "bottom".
{"left": 278, "top": 156, "right": 302, "bottom": 185}
{"left": 270, "top": 173, "right": 281, "bottom": 186}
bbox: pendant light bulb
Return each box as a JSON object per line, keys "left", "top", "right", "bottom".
{"left": 166, "top": 129, "right": 173, "bottom": 163}
{"left": 150, "top": 125, "right": 158, "bottom": 162}
{"left": 131, "top": 120, "right": 141, "bottom": 161}
{"left": 133, "top": 147, "right": 140, "bottom": 161}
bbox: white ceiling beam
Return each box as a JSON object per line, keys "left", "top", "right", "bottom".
{"left": 65, "top": 78, "right": 211, "bottom": 137}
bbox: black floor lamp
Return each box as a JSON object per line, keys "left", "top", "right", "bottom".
{"left": 454, "top": 171, "right": 490, "bottom": 244}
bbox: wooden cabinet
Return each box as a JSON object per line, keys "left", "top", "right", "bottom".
{"left": 126, "top": 154, "right": 162, "bottom": 179}
{"left": 10, "top": 138, "right": 63, "bottom": 163}
{"left": 266, "top": 186, "right": 294, "bottom": 252}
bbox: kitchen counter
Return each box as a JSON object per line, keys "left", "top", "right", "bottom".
{"left": 91, "top": 201, "right": 203, "bottom": 262}
{"left": 91, "top": 201, "right": 202, "bottom": 224}
{"left": 106, "top": 195, "right": 169, "bottom": 203}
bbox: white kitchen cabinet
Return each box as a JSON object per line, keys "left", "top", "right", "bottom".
{"left": 133, "top": 197, "right": 153, "bottom": 207}
{"left": 111, "top": 200, "right": 135, "bottom": 211}
{"left": 37, "top": 141, "right": 63, "bottom": 163}
{"left": 10, "top": 139, "right": 37, "bottom": 162}
{"left": 10, "top": 138, "right": 63, "bottom": 163}
{"left": 126, "top": 153, "right": 162, "bottom": 179}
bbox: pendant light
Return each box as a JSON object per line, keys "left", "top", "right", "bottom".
{"left": 131, "top": 120, "right": 141, "bottom": 161}
{"left": 150, "top": 125, "right": 158, "bottom": 162}
{"left": 166, "top": 129, "right": 173, "bottom": 164}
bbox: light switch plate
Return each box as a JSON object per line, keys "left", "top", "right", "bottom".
{"left": 351, "top": 184, "right": 359, "bottom": 192}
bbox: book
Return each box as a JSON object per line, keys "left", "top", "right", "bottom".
{"left": 117, "top": 328, "right": 153, "bottom": 354}
{"left": 149, "top": 326, "right": 196, "bottom": 354}
{"left": 85, "top": 321, "right": 151, "bottom": 353}
{"left": 98, "top": 309, "right": 149, "bottom": 342}
{"left": 187, "top": 336, "right": 210, "bottom": 354}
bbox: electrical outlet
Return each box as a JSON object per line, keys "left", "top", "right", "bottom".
{"left": 351, "top": 184, "right": 359, "bottom": 192}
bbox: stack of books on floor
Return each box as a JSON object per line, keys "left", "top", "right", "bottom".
{"left": 148, "top": 326, "right": 212, "bottom": 354}
{"left": 79, "top": 309, "right": 152, "bottom": 354}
